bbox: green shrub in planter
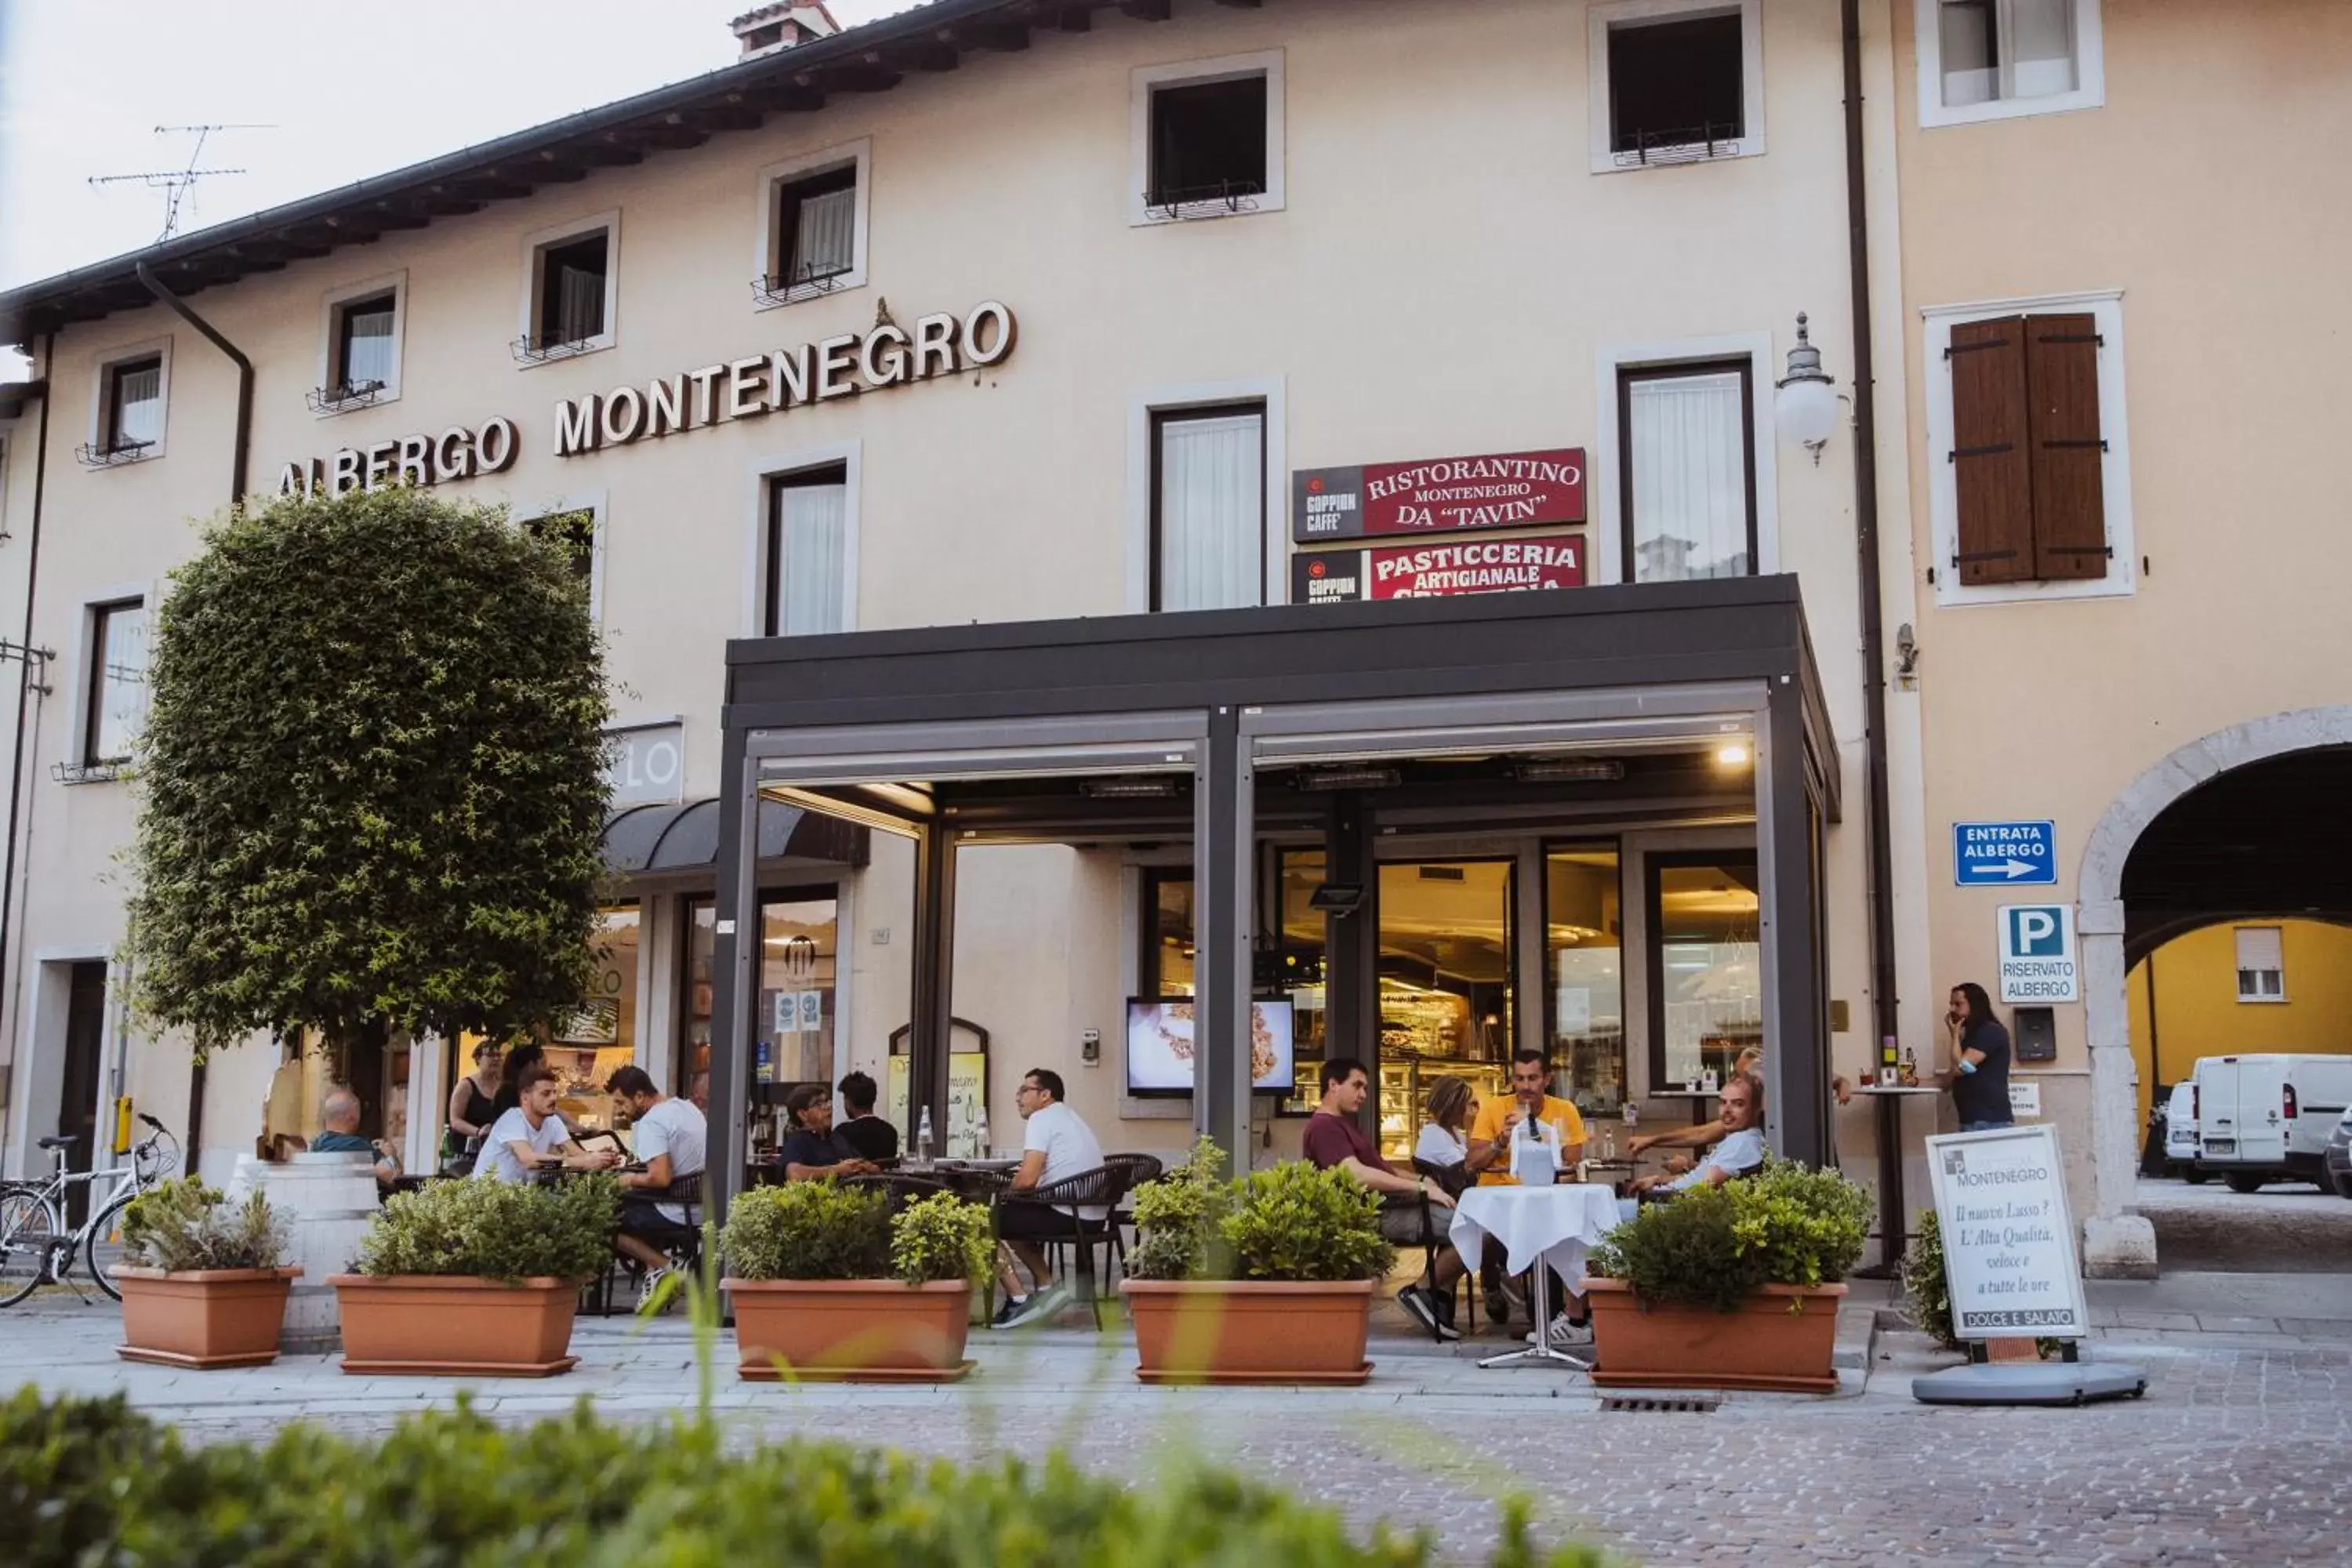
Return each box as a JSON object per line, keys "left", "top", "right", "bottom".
{"left": 889, "top": 1190, "right": 995, "bottom": 1284}
{"left": 1129, "top": 1138, "right": 1397, "bottom": 1283}
{"left": 2, "top": 1388, "right": 1601, "bottom": 1568}
{"left": 353, "top": 1174, "right": 618, "bottom": 1283}
{"left": 1590, "top": 1158, "right": 1873, "bottom": 1311}
{"left": 717, "top": 1181, "right": 892, "bottom": 1280}
{"left": 1900, "top": 1208, "right": 1960, "bottom": 1348}
{"left": 120, "top": 1178, "right": 289, "bottom": 1272}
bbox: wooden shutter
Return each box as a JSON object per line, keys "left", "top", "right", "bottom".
{"left": 2024, "top": 312, "right": 2109, "bottom": 581}
{"left": 1946, "top": 317, "right": 2034, "bottom": 586}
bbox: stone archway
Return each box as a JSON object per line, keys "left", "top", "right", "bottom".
{"left": 2077, "top": 705, "right": 2352, "bottom": 1277}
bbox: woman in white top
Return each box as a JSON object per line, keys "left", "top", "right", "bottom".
{"left": 1413, "top": 1076, "right": 1475, "bottom": 1176}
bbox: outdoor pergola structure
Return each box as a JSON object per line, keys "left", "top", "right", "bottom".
{"left": 706, "top": 578, "right": 1842, "bottom": 1221}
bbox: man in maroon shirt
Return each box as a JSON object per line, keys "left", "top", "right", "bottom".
{"left": 1302, "top": 1056, "right": 1468, "bottom": 1340}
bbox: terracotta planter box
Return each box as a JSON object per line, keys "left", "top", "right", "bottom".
{"left": 1121, "top": 1278, "right": 1376, "bottom": 1385}
{"left": 329, "top": 1275, "right": 582, "bottom": 1377}
{"left": 726, "top": 1278, "right": 975, "bottom": 1382}
{"left": 1581, "top": 1276, "right": 1846, "bottom": 1395}
{"left": 115, "top": 1266, "right": 300, "bottom": 1369}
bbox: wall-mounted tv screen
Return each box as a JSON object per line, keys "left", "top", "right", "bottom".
{"left": 1127, "top": 997, "right": 1294, "bottom": 1095}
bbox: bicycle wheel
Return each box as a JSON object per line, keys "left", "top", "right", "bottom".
{"left": 0, "top": 1189, "right": 60, "bottom": 1308}
{"left": 85, "top": 1192, "right": 136, "bottom": 1301}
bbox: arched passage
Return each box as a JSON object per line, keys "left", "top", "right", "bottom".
{"left": 2078, "top": 708, "right": 2352, "bottom": 1276}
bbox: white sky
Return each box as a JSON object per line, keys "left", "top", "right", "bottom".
{"left": 0, "top": 0, "right": 916, "bottom": 292}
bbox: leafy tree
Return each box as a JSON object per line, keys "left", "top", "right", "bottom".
{"left": 125, "top": 487, "right": 610, "bottom": 1063}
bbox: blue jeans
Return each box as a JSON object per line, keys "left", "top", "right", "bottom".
{"left": 1960, "top": 1119, "right": 2013, "bottom": 1132}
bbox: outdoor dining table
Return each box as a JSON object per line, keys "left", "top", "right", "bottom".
{"left": 1447, "top": 1182, "right": 1621, "bottom": 1370}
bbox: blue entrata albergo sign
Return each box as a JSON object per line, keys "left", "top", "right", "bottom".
{"left": 1953, "top": 819, "right": 2056, "bottom": 886}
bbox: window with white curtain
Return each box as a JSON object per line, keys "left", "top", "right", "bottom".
{"left": 766, "top": 466, "right": 848, "bottom": 637}
{"left": 334, "top": 292, "right": 397, "bottom": 393}
{"left": 1152, "top": 405, "right": 1265, "bottom": 612}
{"left": 2234, "top": 927, "right": 2285, "bottom": 1004}
{"left": 85, "top": 598, "right": 148, "bottom": 766}
{"left": 535, "top": 230, "right": 610, "bottom": 349}
{"left": 107, "top": 358, "right": 163, "bottom": 452}
{"left": 1619, "top": 361, "right": 1755, "bottom": 584}
{"left": 779, "top": 165, "right": 858, "bottom": 288}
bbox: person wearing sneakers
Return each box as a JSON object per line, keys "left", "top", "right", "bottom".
{"left": 1301, "top": 1057, "right": 1467, "bottom": 1341}
{"left": 604, "top": 1065, "right": 706, "bottom": 1310}
{"left": 1465, "top": 1049, "right": 1592, "bottom": 1350}
{"left": 993, "top": 1069, "right": 1106, "bottom": 1328}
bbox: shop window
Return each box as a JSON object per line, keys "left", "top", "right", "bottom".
{"left": 1141, "top": 869, "right": 1196, "bottom": 998}
{"left": 550, "top": 905, "right": 639, "bottom": 1133}
{"left": 1150, "top": 402, "right": 1265, "bottom": 612}
{"left": 325, "top": 290, "right": 398, "bottom": 405}
{"left": 1620, "top": 360, "right": 1756, "bottom": 583}
{"left": 1546, "top": 844, "right": 1626, "bottom": 1116}
{"left": 2234, "top": 927, "right": 2285, "bottom": 1004}
{"left": 1131, "top": 52, "right": 1285, "bottom": 224}
{"left": 1277, "top": 848, "right": 1329, "bottom": 1112}
{"left": 83, "top": 353, "right": 164, "bottom": 465}
{"left": 1920, "top": 0, "right": 2103, "bottom": 127}
{"left": 517, "top": 217, "right": 617, "bottom": 361}
{"left": 764, "top": 464, "right": 849, "bottom": 637}
{"left": 684, "top": 890, "right": 840, "bottom": 1098}
{"left": 1377, "top": 860, "right": 1515, "bottom": 1160}
{"left": 1647, "top": 851, "right": 1760, "bottom": 1091}
{"left": 758, "top": 147, "right": 866, "bottom": 307}
{"left": 1590, "top": 1, "right": 1763, "bottom": 172}
{"left": 82, "top": 597, "right": 148, "bottom": 770}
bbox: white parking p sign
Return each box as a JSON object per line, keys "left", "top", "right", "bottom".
{"left": 1998, "top": 904, "right": 2078, "bottom": 1004}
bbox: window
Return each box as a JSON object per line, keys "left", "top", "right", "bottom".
{"left": 1589, "top": 1, "right": 1764, "bottom": 172}
{"left": 2234, "top": 927, "right": 2285, "bottom": 1004}
{"left": 1142, "top": 869, "right": 1196, "bottom": 997}
{"left": 94, "top": 356, "right": 163, "bottom": 462}
{"left": 310, "top": 289, "right": 398, "bottom": 413}
{"left": 764, "top": 465, "right": 848, "bottom": 637}
{"left": 1646, "top": 851, "right": 1760, "bottom": 1089}
{"left": 553, "top": 906, "right": 639, "bottom": 1127}
{"left": 1619, "top": 360, "right": 1756, "bottom": 583}
{"left": 1918, "top": 0, "right": 2103, "bottom": 127}
{"left": 83, "top": 599, "right": 148, "bottom": 768}
{"left": 1131, "top": 52, "right": 1285, "bottom": 224}
{"left": 683, "top": 890, "right": 840, "bottom": 1094}
{"left": 1151, "top": 402, "right": 1265, "bottom": 612}
{"left": 1547, "top": 844, "right": 1626, "bottom": 1116}
{"left": 516, "top": 214, "right": 619, "bottom": 362}
{"left": 524, "top": 508, "right": 598, "bottom": 593}
{"left": 1930, "top": 297, "right": 2134, "bottom": 601}
{"left": 756, "top": 142, "right": 870, "bottom": 308}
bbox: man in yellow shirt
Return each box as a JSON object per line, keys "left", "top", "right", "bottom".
{"left": 1464, "top": 1049, "right": 1593, "bottom": 1348}
{"left": 1466, "top": 1049, "right": 1588, "bottom": 1185}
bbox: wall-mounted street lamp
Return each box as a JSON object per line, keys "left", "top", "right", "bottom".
{"left": 1774, "top": 312, "right": 1842, "bottom": 466}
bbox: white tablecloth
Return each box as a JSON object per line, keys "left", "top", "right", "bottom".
{"left": 1448, "top": 1184, "right": 1623, "bottom": 1288}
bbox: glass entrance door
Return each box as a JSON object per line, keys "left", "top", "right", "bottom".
{"left": 1374, "top": 859, "right": 1515, "bottom": 1160}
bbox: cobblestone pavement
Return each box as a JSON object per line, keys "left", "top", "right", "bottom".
{"left": 6, "top": 1287, "right": 2349, "bottom": 1566}
{"left": 2133, "top": 1176, "right": 2352, "bottom": 1274}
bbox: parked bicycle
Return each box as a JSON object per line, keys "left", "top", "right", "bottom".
{"left": 0, "top": 1114, "right": 179, "bottom": 1307}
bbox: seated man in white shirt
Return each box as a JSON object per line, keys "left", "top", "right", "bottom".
{"left": 994, "top": 1068, "right": 1106, "bottom": 1329}
{"left": 604, "top": 1065, "right": 706, "bottom": 1307}
{"left": 1617, "top": 1073, "right": 1767, "bottom": 1221}
{"left": 474, "top": 1062, "right": 620, "bottom": 1183}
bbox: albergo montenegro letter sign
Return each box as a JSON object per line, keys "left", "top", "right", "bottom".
{"left": 279, "top": 301, "right": 1014, "bottom": 495}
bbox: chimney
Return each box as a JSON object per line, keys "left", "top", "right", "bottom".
{"left": 730, "top": 3, "right": 843, "bottom": 59}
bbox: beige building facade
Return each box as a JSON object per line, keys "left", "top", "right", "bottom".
{"left": 5, "top": 0, "right": 2326, "bottom": 1272}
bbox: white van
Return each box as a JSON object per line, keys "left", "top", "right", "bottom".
{"left": 2163, "top": 1080, "right": 2203, "bottom": 1179}
{"left": 2190, "top": 1054, "right": 2352, "bottom": 1192}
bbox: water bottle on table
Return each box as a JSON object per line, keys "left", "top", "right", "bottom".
{"left": 915, "top": 1105, "right": 935, "bottom": 1168}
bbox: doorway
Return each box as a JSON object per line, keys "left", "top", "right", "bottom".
{"left": 57, "top": 961, "right": 107, "bottom": 1227}
{"left": 1375, "top": 859, "right": 1515, "bottom": 1159}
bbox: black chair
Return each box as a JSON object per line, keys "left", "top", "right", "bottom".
{"left": 1411, "top": 1157, "right": 1479, "bottom": 1334}
{"left": 995, "top": 1165, "right": 1128, "bottom": 1329}
{"left": 596, "top": 1171, "right": 707, "bottom": 1317}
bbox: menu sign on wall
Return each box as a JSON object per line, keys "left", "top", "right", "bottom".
{"left": 1292, "top": 536, "right": 1584, "bottom": 604}
{"left": 1293, "top": 448, "right": 1585, "bottom": 543}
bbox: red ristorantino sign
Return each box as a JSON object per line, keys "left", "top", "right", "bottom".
{"left": 1291, "top": 536, "right": 1584, "bottom": 604}
{"left": 1292, "top": 448, "right": 1585, "bottom": 543}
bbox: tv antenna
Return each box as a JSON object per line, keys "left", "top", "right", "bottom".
{"left": 88, "top": 124, "right": 273, "bottom": 241}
